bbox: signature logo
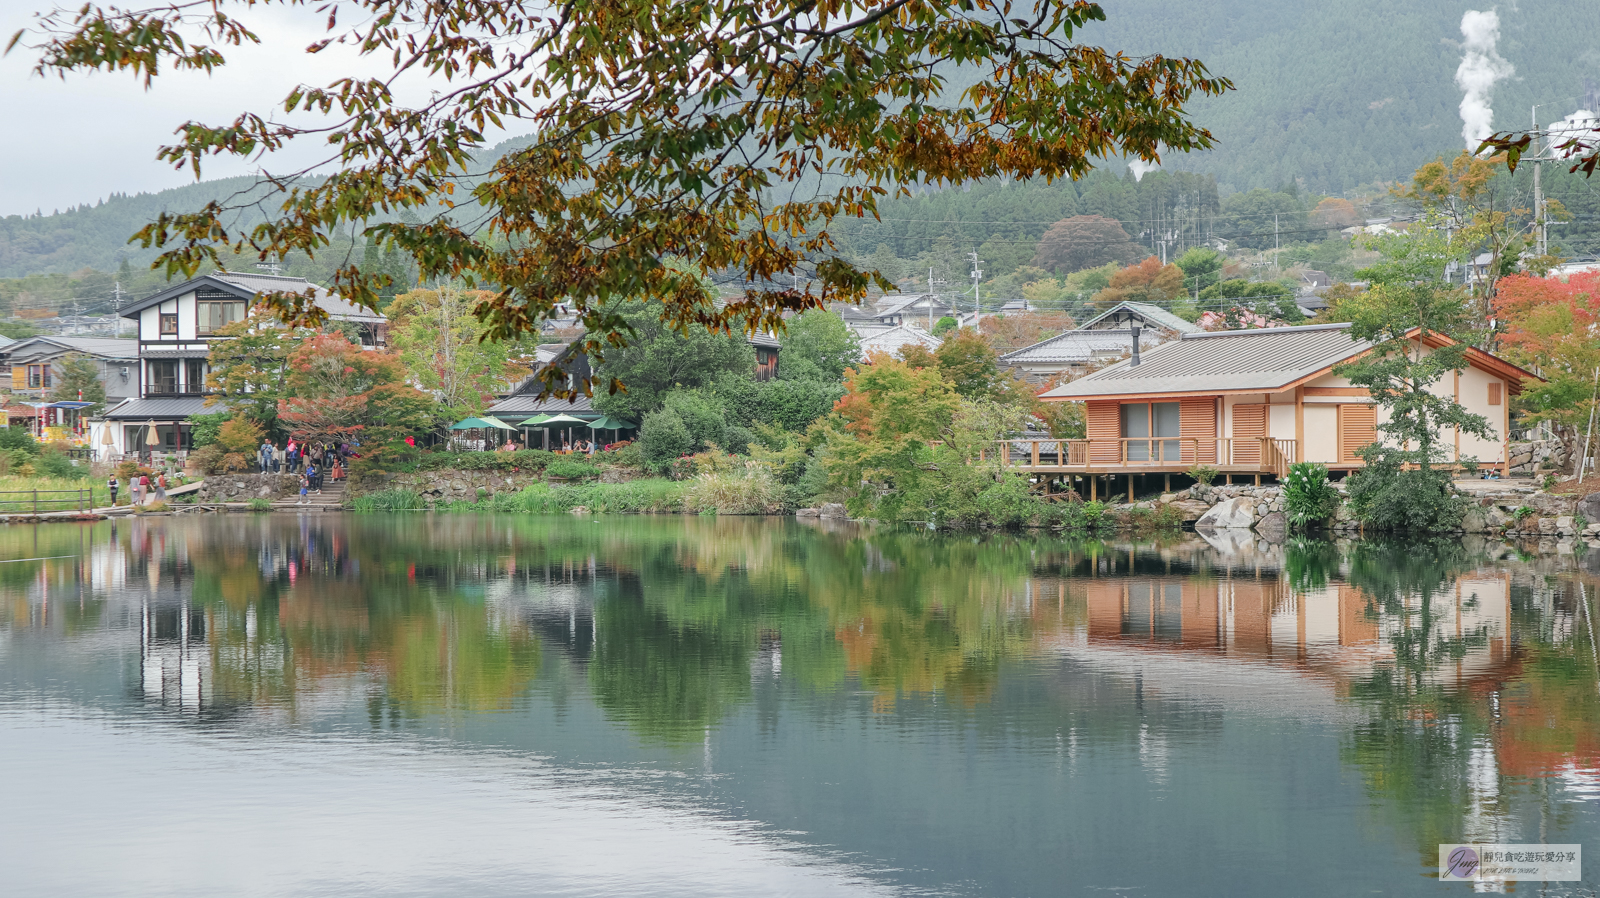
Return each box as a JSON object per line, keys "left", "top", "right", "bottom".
{"left": 1447, "top": 847, "right": 1480, "bottom": 879}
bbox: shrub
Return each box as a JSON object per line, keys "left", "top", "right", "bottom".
{"left": 246, "top": 497, "right": 273, "bottom": 511}
{"left": 1125, "top": 502, "right": 1185, "bottom": 534}
{"left": 1282, "top": 462, "right": 1339, "bottom": 529}
{"left": 1345, "top": 446, "right": 1467, "bottom": 532}
{"left": 640, "top": 408, "right": 694, "bottom": 470}
{"left": 33, "top": 447, "right": 87, "bottom": 480}
{"left": 1186, "top": 464, "right": 1218, "bottom": 486}
{"left": 601, "top": 441, "right": 645, "bottom": 472}
{"left": 545, "top": 458, "right": 601, "bottom": 481}
{"left": 187, "top": 412, "right": 232, "bottom": 449}
{"left": 508, "top": 480, "right": 688, "bottom": 514}
{"left": 684, "top": 466, "right": 783, "bottom": 514}
{"left": 0, "top": 426, "right": 38, "bottom": 455}
{"left": 351, "top": 488, "right": 426, "bottom": 511}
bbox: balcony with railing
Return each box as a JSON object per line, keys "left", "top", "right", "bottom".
{"left": 976, "top": 438, "right": 1300, "bottom": 477}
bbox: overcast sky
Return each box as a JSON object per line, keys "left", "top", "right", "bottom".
{"left": 0, "top": 0, "right": 457, "bottom": 217}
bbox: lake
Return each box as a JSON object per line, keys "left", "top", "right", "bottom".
{"left": 2, "top": 514, "right": 1598, "bottom": 896}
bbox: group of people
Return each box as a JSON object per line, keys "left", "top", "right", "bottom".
{"left": 107, "top": 469, "right": 172, "bottom": 507}
{"left": 259, "top": 439, "right": 351, "bottom": 485}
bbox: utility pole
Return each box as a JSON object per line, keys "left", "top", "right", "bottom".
{"left": 967, "top": 250, "right": 984, "bottom": 314}
{"left": 111, "top": 281, "right": 126, "bottom": 338}
{"left": 1532, "top": 105, "right": 1547, "bottom": 258}
{"left": 926, "top": 267, "right": 947, "bottom": 330}
{"left": 1273, "top": 213, "right": 1280, "bottom": 273}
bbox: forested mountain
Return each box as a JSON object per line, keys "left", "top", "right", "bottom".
{"left": 3, "top": 0, "right": 1598, "bottom": 285}
{"left": 1078, "top": 0, "right": 1600, "bottom": 194}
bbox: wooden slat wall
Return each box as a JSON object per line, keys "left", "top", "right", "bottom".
{"left": 1337, "top": 404, "right": 1377, "bottom": 464}
{"left": 10, "top": 367, "right": 25, "bottom": 391}
{"left": 1180, "top": 397, "right": 1217, "bottom": 463}
{"left": 1086, "top": 401, "right": 1121, "bottom": 464}
{"left": 1232, "top": 403, "right": 1266, "bottom": 465}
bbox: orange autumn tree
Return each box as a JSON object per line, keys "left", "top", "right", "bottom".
{"left": 1493, "top": 271, "right": 1600, "bottom": 472}
{"left": 278, "top": 334, "right": 437, "bottom": 446}
{"left": 1092, "top": 257, "right": 1185, "bottom": 311}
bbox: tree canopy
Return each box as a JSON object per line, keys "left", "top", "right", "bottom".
{"left": 1032, "top": 215, "right": 1146, "bottom": 274}
{"left": 18, "top": 0, "right": 1227, "bottom": 398}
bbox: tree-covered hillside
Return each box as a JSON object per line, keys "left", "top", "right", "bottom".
{"left": 3, "top": 0, "right": 1598, "bottom": 282}
{"left": 1078, "top": 0, "right": 1600, "bottom": 194}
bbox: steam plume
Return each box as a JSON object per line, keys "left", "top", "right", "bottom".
{"left": 1455, "top": 10, "right": 1514, "bottom": 150}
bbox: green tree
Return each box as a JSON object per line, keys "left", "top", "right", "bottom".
{"left": 23, "top": 0, "right": 1227, "bottom": 399}
{"left": 0, "top": 320, "right": 39, "bottom": 340}
{"left": 778, "top": 310, "right": 861, "bottom": 382}
{"left": 48, "top": 353, "right": 106, "bottom": 414}
{"left": 206, "top": 315, "right": 314, "bottom": 432}
{"left": 388, "top": 286, "right": 516, "bottom": 418}
{"left": 1334, "top": 281, "right": 1490, "bottom": 531}
{"left": 1174, "top": 246, "right": 1223, "bottom": 294}
{"left": 590, "top": 298, "right": 755, "bottom": 422}
{"left": 934, "top": 328, "right": 1002, "bottom": 399}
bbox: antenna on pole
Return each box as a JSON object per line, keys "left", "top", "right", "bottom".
{"left": 927, "top": 267, "right": 948, "bottom": 330}
{"left": 255, "top": 253, "right": 284, "bottom": 276}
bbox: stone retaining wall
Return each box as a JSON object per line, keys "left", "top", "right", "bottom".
{"left": 1509, "top": 439, "right": 1566, "bottom": 476}
{"left": 195, "top": 473, "right": 305, "bottom": 502}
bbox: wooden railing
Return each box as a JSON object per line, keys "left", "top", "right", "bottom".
{"left": 978, "top": 438, "right": 1298, "bottom": 474}
{"left": 0, "top": 488, "right": 99, "bottom": 515}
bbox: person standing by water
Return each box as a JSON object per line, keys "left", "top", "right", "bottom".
{"left": 259, "top": 439, "right": 272, "bottom": 473}
{"left": 154, "top": 471, "right": 168, "bottom": 503}
{"left": 297, "top": 471, "right": 310, "bottom": 505}
{"left": 107, "top": 475, "right": 119, "bottom": 508}
{"left": 135, "top": 472, "right": 150, "bottom": 506}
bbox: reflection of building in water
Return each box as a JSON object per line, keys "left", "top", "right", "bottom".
{"left": 1073, "top": 573, "right": 1511, "bottom": 688}
{"left": 140, "top": 597, "right": 211, "bottom": 711}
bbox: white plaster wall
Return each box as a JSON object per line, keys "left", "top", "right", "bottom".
{"left": 1454, "top": 365, "right": 1506, "bottom": 462}
{"left": 1268, "top": 401, "right": 1295, "bottom": 440}
{"left": 174, "top": 292, "right": 198, "bottom": 340}
{"left": 1303, "top": 404, "right": 1339, "bottom": 463}
{"left": 139, "top": 307, "right": 160, "bottom": 341}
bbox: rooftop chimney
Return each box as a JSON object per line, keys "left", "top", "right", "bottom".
{"left": 1130, "top": 326, "right": 1141, "bottom": 366}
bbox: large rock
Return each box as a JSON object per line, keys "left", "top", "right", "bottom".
{"left": 1461, "top": 507, "right": 1488, "bottom": 534}
{"left": 1577, "top": 492, "right": 1600, "bottom": 525}
{"left": 1171, "top": 500, "right": 1211, "bottom": 522}
{"left": 1196, "top": 496, "right": 1258, "bottom": 531}
{"left": 1255, "top": 511, "right": 1288, "bottom": 541}
{"left": 819, "top": 503, "right": 848, "bottom": 520}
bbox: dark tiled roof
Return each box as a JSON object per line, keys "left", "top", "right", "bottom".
{"left": 1041, "top": 323, "right": 1365, "bottom": 399}
{"left": 488, "top": 394, "right": 597, "bottom": 417}
{"left": 102, "top": 397, "right": 220, "bottom": 420}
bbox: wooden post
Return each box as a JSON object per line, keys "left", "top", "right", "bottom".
{"left": 1127, "top": 475, "right": 1134, "bottom": 502}
{"left": 1225, "top": 474, "right": 1231, "bottom": 485}
{"left": 1254, "top": 474, "right": 1261, "bottom": 486}
{"left": 1165, "top": 473, "right": 1171, "bottom": 492}
{"left": 32, "top": 489, "right": 38, "bottom": 515}
{"left": 1090, "top": 475, "right": 1096, "bottom": 502}
{"left": 1032, "top": 441, "right": 1040, "bottom": 467}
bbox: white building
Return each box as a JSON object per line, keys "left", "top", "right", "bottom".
{"left": 95, "top": 271, "right": 387, "bottom": 459}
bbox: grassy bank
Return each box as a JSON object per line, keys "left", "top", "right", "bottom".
{"left": 354, "top": 479, "right": 693, "bottom": 514}
{"left": 0, "top": 475, "right": 110, "bottom": 511}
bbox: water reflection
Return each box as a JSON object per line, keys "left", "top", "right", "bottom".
{"left": 2, "top": 516, "right": 1599, "bottom": 896}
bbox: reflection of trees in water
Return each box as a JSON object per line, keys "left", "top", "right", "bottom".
{"left": 1335, "top": 539, "right": 1600, "bottom": 867}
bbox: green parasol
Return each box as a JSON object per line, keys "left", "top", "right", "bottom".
{"left": 450, "top": 416, "right": 499, "bottom": 430}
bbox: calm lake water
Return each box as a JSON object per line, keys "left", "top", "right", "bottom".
{"left": 2, "top": 514, "right": 1599, "bottom": 897}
